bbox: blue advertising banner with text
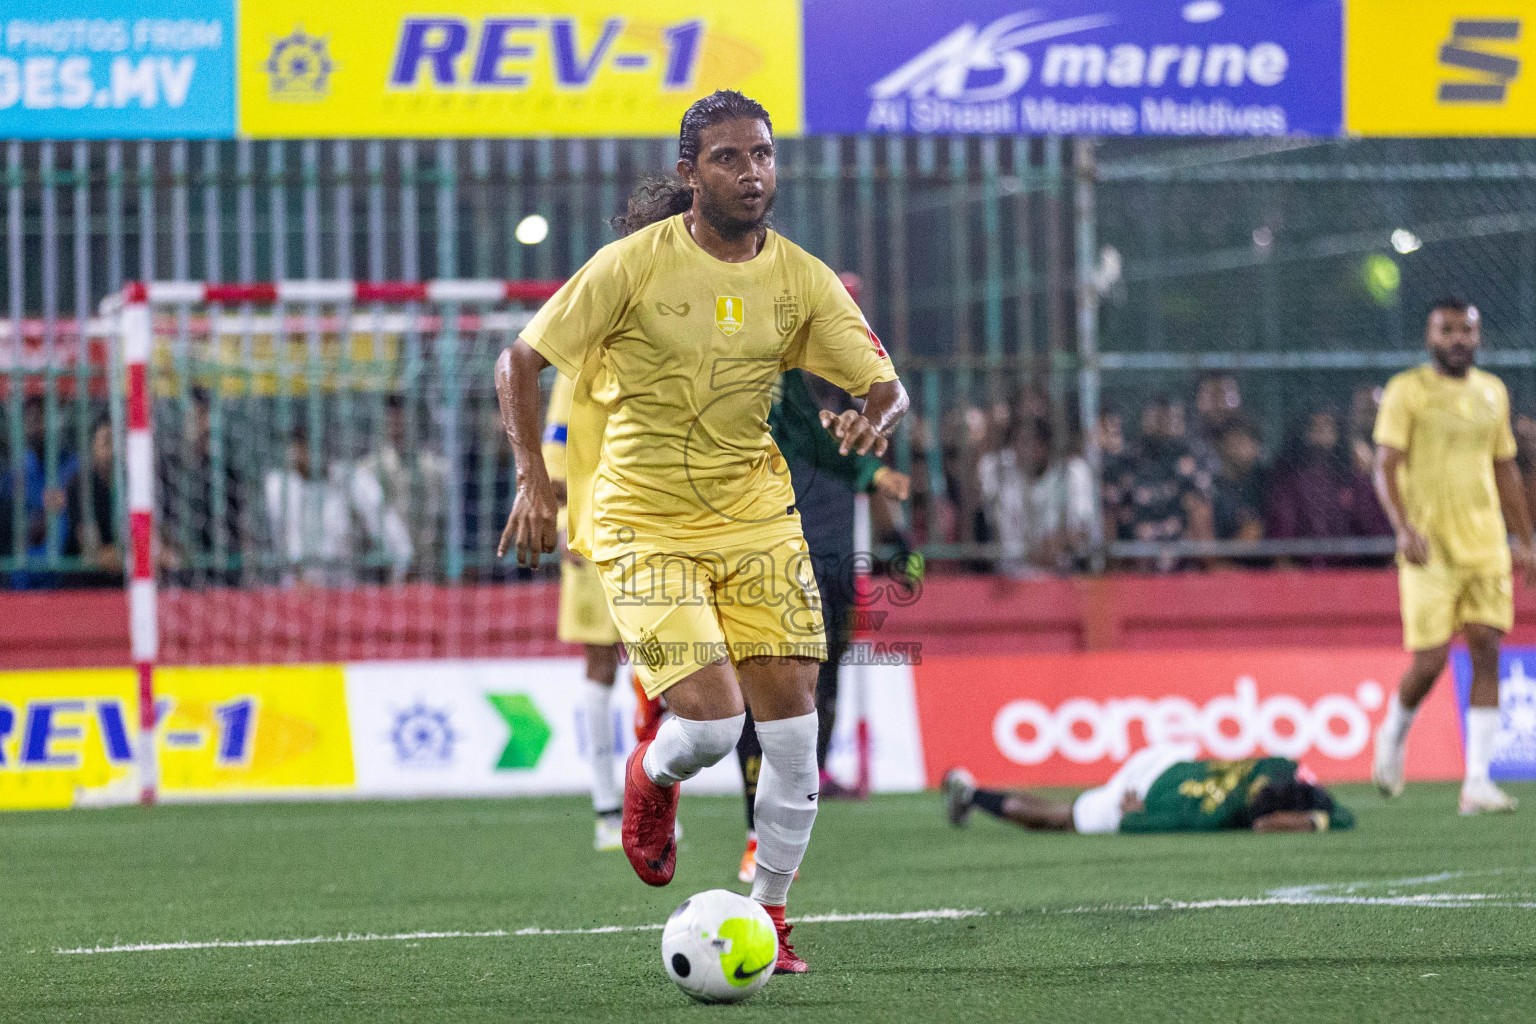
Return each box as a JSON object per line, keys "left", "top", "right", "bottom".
{"left": 803, "top": 0, "right": 1343, "bottom": 136}
{"left": 0, "top": 0, "right": 236, "bottom": 139}
{"left": 1452, "top": 647, "right": 1536, "bottom": 782}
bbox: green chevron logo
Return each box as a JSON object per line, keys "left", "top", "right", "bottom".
{"left": 486, "top": 694, "right": 551, "bottom": 770}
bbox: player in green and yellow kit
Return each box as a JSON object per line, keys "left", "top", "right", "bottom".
{"left": 942, "top": 744, "right": 1354, "bottom": 835}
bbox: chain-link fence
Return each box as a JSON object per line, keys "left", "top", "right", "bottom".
{"left": 5, "top": 135, "right": 1536, "bottom": 586}
{"left": 1092, "top": 137, "right": 1536, "bottom": 566}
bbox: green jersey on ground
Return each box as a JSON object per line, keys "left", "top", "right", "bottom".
{"left": 1118, "top": 757, "right": 1356, "bottom": 833}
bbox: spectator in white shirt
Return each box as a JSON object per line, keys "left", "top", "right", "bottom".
{"left": 264, "top": 427, "right": 412, "bottom": 586}
{"left": 979, "top": 416, "right": 1095, "bottom": 575}
{"left": 357, "top": 393, "right": 451, "bottom": 580}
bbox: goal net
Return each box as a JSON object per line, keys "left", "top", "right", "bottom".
{"left": 104, "top": 276, "right": 882, "bottom": 805}
{"left": 109, "top": 280, "right": 569, "bottom": 671}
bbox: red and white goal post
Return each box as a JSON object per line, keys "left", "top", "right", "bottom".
{"left": 106, "top": 275, "right": 875, "bottom": 806}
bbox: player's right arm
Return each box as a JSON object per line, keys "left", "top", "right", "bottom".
{"left": 495, "top": 341, "right": 558, "bottom": 567}
{"left": 1373, "top": 446, "right": 1427, "bottom": 565}
{"left": 1372, "top": 375, "right": 1429, "bottom": 565}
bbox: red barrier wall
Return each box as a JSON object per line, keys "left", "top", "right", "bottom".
{"left": 5, "top": 568, "right": 1536, "bottom": 669}
{"left": 875, "top": 569, "right": 1536, "bottom": 655}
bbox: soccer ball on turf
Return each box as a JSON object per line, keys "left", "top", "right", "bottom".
{"left": 661, "top": 889, "right": 777, "bottom": 1003}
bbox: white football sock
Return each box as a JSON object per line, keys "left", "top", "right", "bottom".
{"left": 750, "top": 712, "right": 819, "bottom": 907}
{"left": 583, "top": 680, "right": 620, "bottom": 815}
{"left": 1465, "top": 706, "right": 1501, "bottom": 785}
{"left": 1381, "top": 692, "right": 1418, "bottom": 746}
{"left": 642, "top": 713, "right": 744, "bottom": 787}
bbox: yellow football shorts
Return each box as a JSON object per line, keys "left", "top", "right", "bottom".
{"left": 558, "top": 550, "right": 622, "bottom": 647}
{"left": 596, "top": 526, "right": 828, "bottom": 698}
{"left": 1398, "top": 560, "right": 1514, "bottom": 651}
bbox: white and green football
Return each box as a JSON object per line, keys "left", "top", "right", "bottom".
{"left": 661, "top": 889, "right": 778, "bottom": 1003}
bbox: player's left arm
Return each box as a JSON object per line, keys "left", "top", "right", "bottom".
{"left": 1494, "top": 458, "right": 1536, "bottom": 585}
{"left": 1492, "top": 384, "right": 1536, "bottom": 585}
{"left": 820, "top": 380, "right": 909, "bottom": 458}
{"left": 789, "top": 266, "right": 910, "bottom": 457}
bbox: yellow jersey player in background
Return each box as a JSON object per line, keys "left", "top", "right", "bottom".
{"left": 544, "top": 371, "right": 645, "bottom": 852}
{"left": 1371, "top": 298, "right": 1536, "bottom": 814}
{"left": 495, "top": 90, "right": 908, "bottom": 975}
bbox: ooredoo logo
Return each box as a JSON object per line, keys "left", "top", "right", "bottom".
{"left": 992, "top": 675, "right": 1386, "bottom": 765}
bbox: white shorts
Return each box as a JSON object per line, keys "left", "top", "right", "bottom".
{"left": 1071, "top": 743, "right": 1200, "bottom": 834}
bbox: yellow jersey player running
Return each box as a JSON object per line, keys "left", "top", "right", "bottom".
{"left": 1371, "top": 298, "right": 1536, "bottom": 814}
{"left": 494, "top": 90, "right": 908, "bottom": 975}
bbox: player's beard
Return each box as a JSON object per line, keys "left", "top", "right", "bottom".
{"left": 1431, "top": 345, "right": 1475, "bottom": 377}
{"left": 697, "top": 183, "right": 776, "bottom": 242}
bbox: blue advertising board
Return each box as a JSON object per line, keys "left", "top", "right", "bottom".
{"left": 1452, "top": 647, "right": 1536, "bottom": 782}
{"left": 803, "top": 0, "right": 1343, "bottom": 136}
{"left": 0, "top": 0, "right": 235, "bottom": 139}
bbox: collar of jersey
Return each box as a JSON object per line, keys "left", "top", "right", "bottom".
{"left": 671, "top": 213, "right": 777, "bottom": 268}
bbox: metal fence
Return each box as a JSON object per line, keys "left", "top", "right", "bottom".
{"left": 1094, "top": 136, "right": 1536, "bottom": 563}
{"left": 5, "top": 134, "right": 1536, "bottom": 582}
{"left": 0, "top": 135, "right": 1082, "bottom": 580}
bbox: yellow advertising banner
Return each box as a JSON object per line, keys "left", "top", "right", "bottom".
{"left": 237, "top": 0, "right": 804, "bottom": 138}
{"left": 1347, "top": 3, "right": 1536, "bottom": 135}
{"left": 0, "top": 665, "right": 354, "bottom": 810}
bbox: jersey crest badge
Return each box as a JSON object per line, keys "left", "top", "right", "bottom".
{"left": 774, "top": 292, "right": 800, "bottom": 337}
{"left": 715, "top": 296, "right": 745, "bottom": 336}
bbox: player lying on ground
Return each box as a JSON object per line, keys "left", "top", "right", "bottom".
{"left": 1370, "top": 298, "right": 1536, "bottom": 815}
{"left": 942, "top": 744, "right": 1355, "bottom": 834}
{"left": 495, "top": 90, "right": 908, "bottom": 975}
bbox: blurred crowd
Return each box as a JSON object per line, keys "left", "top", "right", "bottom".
{"left": 903, "top": 372, "right": 1536, "bottom": 576}
{"left": 10, "top": 371, "right": 1536, "bottom": 587}
{"left": 0, "top": 391, "right": 453, "bottom": 590}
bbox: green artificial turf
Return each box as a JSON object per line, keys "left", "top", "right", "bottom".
{"left": 3, "top": 783, "right": 1534, "bottom": 1022}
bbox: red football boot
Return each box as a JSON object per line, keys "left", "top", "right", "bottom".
{"left": 622, "top": 740, "right": 678, "bottom": 886}
{"left": 763, "top": 904, "right": 808, "bottom": 974}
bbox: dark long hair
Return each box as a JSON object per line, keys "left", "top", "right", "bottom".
{"left": 610, "top": 90, "right": 773, "bottom": 237}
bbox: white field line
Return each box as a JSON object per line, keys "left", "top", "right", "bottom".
{"left": 55, "top": 909, "right": 987, "bottom": 956}
{"left": 1062, "top": 894, "right": 1536, "bottom": 913}
{"left": 1062, "top": 871, "right": 1536, "bottom": 914}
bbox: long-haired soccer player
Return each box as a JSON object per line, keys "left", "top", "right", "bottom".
{"left": 495, "top": 90, "right": 908, "bottom": 974}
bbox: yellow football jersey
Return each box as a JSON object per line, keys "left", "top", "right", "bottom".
{"left": 542, "top": 371, "right": 575, "bottom": 484}
{"left": 1374, "top": 364, "right": 1518, "bottom": 572}
{"left": 521, "top": 214, "right": 897, "bottom": 561}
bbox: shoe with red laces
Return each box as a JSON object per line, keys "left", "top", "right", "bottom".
{"left": 632, "top": 676, "right": 664, "bottom": 743}
{"left": 622, "top": 740, "right": 678, "bottom": 886}
{"left": 762, "top": 904, "right": 807, "bottom": 974}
